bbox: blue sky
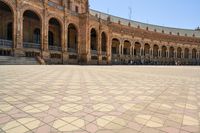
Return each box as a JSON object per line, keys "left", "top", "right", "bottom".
{"left": 89, "top": 0, "right": 200, "bottom": 30}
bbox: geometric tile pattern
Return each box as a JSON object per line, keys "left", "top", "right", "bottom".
{"left": 0, "top": 66, "right": 200, "bottom": 133}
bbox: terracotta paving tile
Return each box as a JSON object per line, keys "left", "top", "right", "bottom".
{"left": 0, "top": 66, "right": 200, "bottom": 133}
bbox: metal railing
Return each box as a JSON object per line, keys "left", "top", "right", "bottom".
{"left": 91, "top": 50, "right": 98, "bottom": 55}
{"left": 0, "top": 39, "right": 13, "bottom": 48}
{"left": 49, "top": 45, "right": 62, "bottom": 51}
{"left": 68, "top": 48, "right": 77, "bottom": 53}
{"left": 23, "top": 42, "right": 40, "bottom": 49}
{"left": 102, "top": 51, "right": 107, "bottom": 56}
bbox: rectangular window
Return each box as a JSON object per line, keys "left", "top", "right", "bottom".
{"left": 75, "top": 6, "right": 79, "bottom": 13}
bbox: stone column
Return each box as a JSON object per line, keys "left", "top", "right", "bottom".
{"left": 174, "top": 47, "right": 177, "bottom": 58}
{"left": 182, "top": 48, "right": 185, "bottom": 59}
{"left": 189, "top": 49, "right": 192, "bottom": 59}
{"left": 150, "top": 45, "right": 153, "bottom": 58}
{"left": 130, "top": 46, "right": 132, "bottom": 56}
{"left": 107, "top": 34, "right": 111, "bottom": 64}
{"left": 196, "top": 51, "right": 199, "bottom": 59}
{"left": 140, "top": 44, "right": 144, "bottom": 57}
{"left": 14, "top": 2, "right": 24, "bottom": 56}
{"left": 132, "top": 46, "right": 135, "bottom": 57}
{"left": 181, "top": 51, "right": 184, "bottom": 59}
{"left": 98, "top": 29, "right": 102, "bottom": 64}
{"left": 119, "top": 39, "right": 123, "bottom": 55}
{"left": 62, "top": 11, "right": 68, "bottom": 64}
{"left": 42, "top": 2, "right": 50, "bottom": 60}
{"left": 119, "top": 39, "right": 123, "bottom": 64}
{"left": 166, "top": 46, "right": 170, "bottom": 58}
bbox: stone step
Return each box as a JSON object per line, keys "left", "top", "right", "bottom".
{"left": 0, "top": 56, "right": 39, "bottom": 65}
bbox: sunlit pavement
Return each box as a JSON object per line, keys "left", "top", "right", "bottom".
{"left": 0, "top": 66, "right": 200, "bottom": 133}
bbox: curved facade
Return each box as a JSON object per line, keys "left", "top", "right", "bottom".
{"left": 0, "top": 0, "right": 200, "bottom": 65}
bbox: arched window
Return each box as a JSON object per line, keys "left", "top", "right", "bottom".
{"left": 123, "top": 40, "right": 131, "bottom": 55}
{"left": 23, "top": 10, "right": 41, "bottom": 43}
{"left": 33, "top": 28, "right": 40, "bottom": 44}
{"left": 0, "top": 1, "right": 13, "bottom": 41}
{"left": 48, "top": 31, "right": 54, "bottom": 46}
{"left": 90, "top": 28, "right": 97, "bottom": 51}
{"left": 48, "top": 18, "right": 61, "bottom": 47}
{"left": 169, "top": 47, "right": 174, "bottom": 58}
{"left": 7, "top": 22, "right": 13, "bottom": 40}
{"left": 68, "top": 24, "right": 78, "bottom": 51}
{"left": 101, "top": 32, "right": 107, "bottom": 52}
{"left": 112, "top": 38, "right": 120, "bottom": 54}
{"left": 184, "top": 48, "right": 189, "bottom": 59}
{"left": 192, "top": 49, "right": 197, "bottom": 59}
{"left": 134, "top": 42, "right": 141, "bottom": 56}
{"left": 144, "top": 43, "right": 150, "bottom": 56}
{"left": 177, "top": 47, "right": 182, "bottom": 58}
{"left": 153, "top": 45, "right": 159, "bottom": 57}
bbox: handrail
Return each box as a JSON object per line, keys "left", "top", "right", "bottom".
{"left": 23, "top": 42, "right": 40, "bottom": 49}
{"left": 49, "top": 45, "right": 62, "bottom": 51}
{"left": 0, "top": 39, "right": 13, "bottom": 48}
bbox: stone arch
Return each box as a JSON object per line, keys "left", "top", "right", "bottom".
{"left": 153, "top": 44, "right": 159, "bottom": 57}
{"left": 169, "top": 46, "right": 174, "bottom": 58}
{"left": 0, "top": 0, "right": 14, "bottom": 45}
{"left": 177, "top": 47, "right": 182, "bottom": 58}
{"left": 134, "top": 42, "right": 141, "bottom": 56}
{"left": 23, "top": 10, "right": 41, "bottom": 48}
{"left": 90, "top": 28, "right": 98, "bottom": 51}
{"left": 21, "top": 7, "right": 43, "bottom": 23}
{"left": 184, "top": 48, "right": 189, "bottom": 59}
{"left": 123, "top": 40, "right": 131, "bottom": 55}
{"left": 161, "top": 46, "right": 167, "bottom": 57}
{"left": 101, "top": 32, "right": 107, "bottom": 53}
{"left": 47, "top": 15, "right": 64, "bottom": 29}
{"left": 48, "top": 17, "right": 62, "bottom": 51}
{"left": 192, "top": 48, "right": 197, "bottom": 59}
{"left": 0, "top": 0, "right": 14, "bottom": 12}
{"left": 144, "top": 43, "right": 150, "bottom": 56}
{"left": 112, "top": 38, "right": 120, "bottom": 55}
{"left": 67, "top": 23, "right": 78, "bottom": 52}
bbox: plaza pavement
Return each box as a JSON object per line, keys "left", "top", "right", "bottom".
{"left": 0, "top": 66, "right": 200, "bottom": 133}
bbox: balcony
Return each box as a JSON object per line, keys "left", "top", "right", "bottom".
{"left": 68, "top": 48, "right": 77, "bottom": 55}
{"left": 49, "top": 45, "right": 62, "bottom": 51}
{"left": 23, "top": 42, "right": 40, "bottom": 49}
{"left": 102, "top": 51, "right": 107, "bottom": 56}
{"left": 91, "top": 50, "right": 98, "bottom": 55}
{"left": 0, "top": 39, "right": 12, "bottom": 48}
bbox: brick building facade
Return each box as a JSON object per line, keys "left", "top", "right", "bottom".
{"left": 0, "top": 0, "right": 200, "bottom": 65}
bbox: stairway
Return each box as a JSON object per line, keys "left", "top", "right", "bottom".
{"left": 0, "top": 56, "right": 39, "bottom": 65}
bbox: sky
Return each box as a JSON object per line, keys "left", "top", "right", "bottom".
{"left": 89, "top": 0, "right": 200, "bottom": 30}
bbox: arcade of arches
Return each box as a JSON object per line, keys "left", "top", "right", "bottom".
{"left": 0, "top": 0, "right": 200, "bottom": 65}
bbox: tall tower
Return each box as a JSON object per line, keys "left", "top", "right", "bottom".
{"left": 67, "top": 0, "right": 89, "bottom": 14}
